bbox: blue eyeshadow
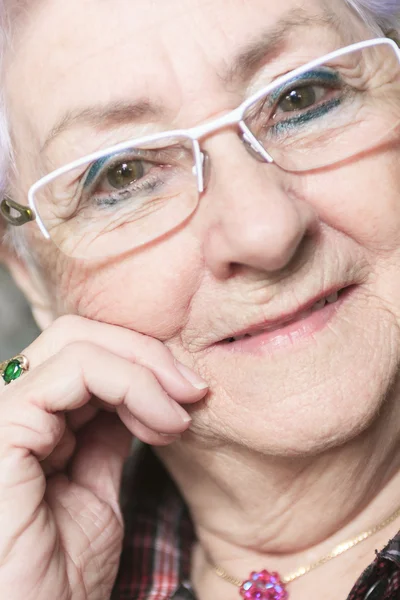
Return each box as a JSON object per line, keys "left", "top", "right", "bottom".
{"left": 84, "top": 156, "right": 110, "bottom": 187}
{"left": 271, "top": 97, "right": 342, "bottom": 135}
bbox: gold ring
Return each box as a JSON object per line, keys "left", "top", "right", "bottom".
{"left": 0, "top": 355, "right": 29, "bottom": 385}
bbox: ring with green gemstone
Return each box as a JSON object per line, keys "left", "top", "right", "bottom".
{"left": 0, "top": 355, "right": 29, "bottom": 385}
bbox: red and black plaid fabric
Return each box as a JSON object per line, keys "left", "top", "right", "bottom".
{"left": 112, "top": 446, "right": 400, "bottom": 600}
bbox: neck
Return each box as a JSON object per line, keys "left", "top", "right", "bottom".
{"left": 158, "top": 400, "right": 400, "bottom": 597}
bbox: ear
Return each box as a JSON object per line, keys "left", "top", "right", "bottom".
{"left": 0, "top": 227, "right": 56, "bottom": 331}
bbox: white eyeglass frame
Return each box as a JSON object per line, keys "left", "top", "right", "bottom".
{"left": 27, "top": 36, "right": 400, "bottom": 241}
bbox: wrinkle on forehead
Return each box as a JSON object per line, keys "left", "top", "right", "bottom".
{"left": 41, "top": 5, "right": 346, "bottom": 155}
{"left": 6, "top": 0, "right": 353, "bottom": 97}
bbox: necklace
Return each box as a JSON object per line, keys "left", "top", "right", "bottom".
{"left": 211, "top": 505, "right": 400, "bottom": 600}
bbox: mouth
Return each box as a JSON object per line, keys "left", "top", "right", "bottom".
{"left": 218, "top": 286, "right": 352, "bottom": 347}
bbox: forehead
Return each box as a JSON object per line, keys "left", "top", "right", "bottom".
{"left": 6, "top": 0, "right": 356, "bottom": 158}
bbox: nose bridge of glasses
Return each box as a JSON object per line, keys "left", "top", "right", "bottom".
{"left": 190, "top": 110, "right": 274, "bottom": 193}
{"left": 189, "top": 105, "right": 243, "bottom": 141}
{"left": 189, "top": 108, "right": 242, "bottom": 194}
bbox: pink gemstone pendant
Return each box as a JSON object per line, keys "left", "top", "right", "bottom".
{"left": 240, "top": 570, "right": 288, "bottom": 600}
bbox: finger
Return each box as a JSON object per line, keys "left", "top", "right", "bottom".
{"left": 1, "top": 342, "right": 192, "bottom": 464}
{"left": 45, "top": 409, "right": 155, "bottom": 478}
{"left": 22, "top": 315, "right": 208, "bottom": 402}
{"left": 117, "top": 405, "right": 182, "bottom": 446}
{"left": 42, "top": 426, "right": 76, "bottom": 476}
{"left": 66, "top": 404, "right": 100, "bottom": 432}
{"left": 67, "top": 412, "right": 132, "bottom": 520}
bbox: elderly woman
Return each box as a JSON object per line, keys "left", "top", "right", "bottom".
{"left": 0, "top": 0, "right": 400, "bottom": 598}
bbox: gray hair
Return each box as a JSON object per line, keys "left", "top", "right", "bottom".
{"left": 0, "top": 0, "right": 399, "bottom": 205}
{"left": 346, "top": 0, "right": 400, "bottom": 30}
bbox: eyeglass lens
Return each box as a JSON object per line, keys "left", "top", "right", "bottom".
{"left": 33, "top": 43, "right": 400, "bottom": 259}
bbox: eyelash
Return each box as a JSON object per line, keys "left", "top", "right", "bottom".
{"left": 94, "top": 175, "right": 161, "bottom": 208}
{"left": 81, "top": 154, "right": 162, "bottom": 208}
{"left": 267, "top": 69, "right": 345, "bottom": 133}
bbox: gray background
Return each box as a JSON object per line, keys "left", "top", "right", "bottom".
{"left": 0, "top": 265, "right": 39, "bottom": 361}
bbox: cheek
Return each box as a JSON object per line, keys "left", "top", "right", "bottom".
{"left": 48, "top": 235, "right": 203, "bottom": 340}
{"left": 306, "top": 148, "right": 400, "bottom": 253}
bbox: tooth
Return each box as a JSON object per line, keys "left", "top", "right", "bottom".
{"left": 326, "top": 292, "right": 339, "bottom": 304}
{"left": 312, "top": 298, "right": 327, "bottom": 310}
{"left": 231, "top": 334, "right": 253, "bottom": 342}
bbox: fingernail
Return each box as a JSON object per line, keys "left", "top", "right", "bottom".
{"left": 160, "top": 433, "right": 182, "bottom": 439}
{"left": 174, "top": 360, "right": 208, "bottom": 390}
{"left": 172, "top": 402, "right": 192, "bottom": 423}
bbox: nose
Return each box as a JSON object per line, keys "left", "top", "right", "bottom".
{"left": 201, "top": 137, "right": 318, "bottom": 279}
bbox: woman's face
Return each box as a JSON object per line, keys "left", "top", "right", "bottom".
{"left": 5, "top": 0, "right": 400, "bottom": 455}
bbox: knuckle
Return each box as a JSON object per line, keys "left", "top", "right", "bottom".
{"left": 40, "top": 315, "right": 86, "bottom": 354}
{"left": 61, "top": 340, "right": 97, "bottom": 361}
{"left": 130, "top": 362, "right": 158, "bottom": 386}
{"left": 52, "top": 314, "right": 84, "bottom": 332}
{"left": 28, "top": 409, "right": 65, "bottom": 447}
{"left": 0, "top": 400, "right": 64, "bottom": 451}
{"left": 48, "top": 314, "right": 84, "bottom": 339}
{"left": 127, "top": 333, "right": 171, "bottom": 364}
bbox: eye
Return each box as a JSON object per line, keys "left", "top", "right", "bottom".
{"left": 277, "top": 85, "right": 322, "bottom": 113}
{"left": 106, "top": 160, "right": 145, "bottom": 189}
{"left": 80, "top": 149, "right": 174, "bottom": 209}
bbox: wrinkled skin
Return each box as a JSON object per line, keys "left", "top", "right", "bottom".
{"left": 1, "top": 0, "right": 400, "bottom": 598}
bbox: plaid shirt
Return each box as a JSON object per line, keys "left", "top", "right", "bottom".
{"left": 112, "top": 446, "right": 400, "bottom": 600}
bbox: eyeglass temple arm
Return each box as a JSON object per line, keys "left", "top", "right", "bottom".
{"left": 0, "top": 197, "right": 35, "bottom": 226}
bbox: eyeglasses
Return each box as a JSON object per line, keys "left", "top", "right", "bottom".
{"left": 2, "top": 37, "right": 400, "bottom": 259}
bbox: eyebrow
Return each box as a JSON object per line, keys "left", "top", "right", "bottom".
{"left": 42, "top": 7, "right": 339, "bottom": 152}
{"left": 42, "top": 99, "right": 164, "bottom": 152}
{"left": 224, "top": 7, "right": 339, "bottom": 83}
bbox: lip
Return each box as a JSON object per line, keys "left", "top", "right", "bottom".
{"left": 213, "top": 284, "right": 355, "bottom": 350}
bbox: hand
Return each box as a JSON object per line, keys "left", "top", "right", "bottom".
{"left": 0, "top": 316, "right": 207, "bottom": 600}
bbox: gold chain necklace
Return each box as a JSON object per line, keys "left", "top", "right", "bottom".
{"left": 211, "top": 505, "right": 400, "bottom": 600}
